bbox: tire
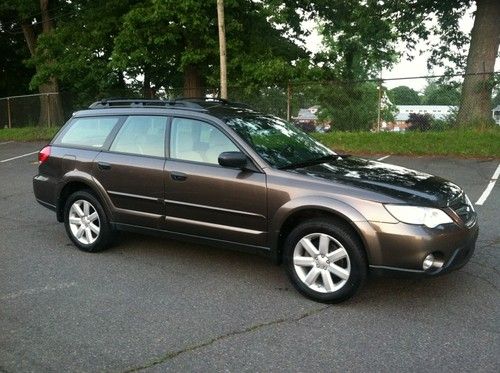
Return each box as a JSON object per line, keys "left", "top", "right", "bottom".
{"left": 63, "top": 190, "right": 112, "bottom": 252}
{"left": 283, "top": 218, "right": 367, "bottom": 303}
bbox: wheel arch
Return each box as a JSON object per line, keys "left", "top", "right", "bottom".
{"left": 56, "top": 175, "right": 112, "bottom": 222}
{"left": 271, "top": 197, "right": 370, "bottom": 264}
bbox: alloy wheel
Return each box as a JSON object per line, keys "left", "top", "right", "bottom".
{"left": 68, "top": 199, "right": 100, "bottom": 245}
{"left": 293, "top": 232, "right": 351, "bottom": 293}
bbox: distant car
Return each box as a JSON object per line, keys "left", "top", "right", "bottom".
{"left": 33, "top": 98, "right": 478, "bottom": 303}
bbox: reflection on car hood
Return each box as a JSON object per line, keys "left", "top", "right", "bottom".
{"left": 291, "top": 157, "right": 462, "bottom": 206}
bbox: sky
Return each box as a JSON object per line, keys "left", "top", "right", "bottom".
{"left": 301, "top": 7, "right": 489, "bottom": 91}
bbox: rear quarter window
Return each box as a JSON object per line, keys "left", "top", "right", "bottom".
{"left": 54, "top": 117, "right": 120, "bottom": 148}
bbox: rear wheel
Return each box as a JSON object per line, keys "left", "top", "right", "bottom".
{"left": 284, "top": 218, "right": 367, "bottom": 303}
{"left": 64, "top": 190, "right": 112, "bottom": 252}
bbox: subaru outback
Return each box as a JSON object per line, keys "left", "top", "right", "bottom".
{"left": 33, "top": 98, "right": 478, "bottom": 303}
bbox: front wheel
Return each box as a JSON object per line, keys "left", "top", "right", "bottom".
{"left": 284, "top": 218, "right": 367, "bottom": 303}
{"left": 63, "top": 190, "right": 112, "bottom": 252}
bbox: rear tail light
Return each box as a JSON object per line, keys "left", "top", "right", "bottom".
{"left": 38, "top": 146, "right": 51, "bottom": 164}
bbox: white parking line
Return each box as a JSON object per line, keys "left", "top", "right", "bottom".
{"left": 0, "top": 282, "right": 76, "bottom": 301}
{"left": 377, "top": 155, "right": 390, "bottom": 161}
{"left": 475, "top": 162, "right": 500, "bottom": 206}
{"left": 0, "top": 141, "right": 14, "bottom": 145}
{"left": 0, "top": 151, "right": 38, "bottom": 163}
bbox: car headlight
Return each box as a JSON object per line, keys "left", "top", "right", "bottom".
{"left": 384, "top": 204, "right": 453, "bottom": 228}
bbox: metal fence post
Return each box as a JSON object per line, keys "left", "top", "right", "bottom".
{"left": 287, "top": 81, "right": 291, "bottom": 122}
{"left": 46, "top": 93, "right": 51, "bottom": 127}
{"left": 377, "top": 75, "right": 382, "bottom": 132}
{"left": 7, "top": 98, "right": 12, "bottom": 128}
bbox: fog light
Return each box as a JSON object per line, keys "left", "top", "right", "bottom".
{"left": 423, "top": 254, "right": 435, "bottom": 270}
{"left": 423, "top": 253, "right": 444, "bottom": 270}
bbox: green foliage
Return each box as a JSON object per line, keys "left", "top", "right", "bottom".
{"left": 308, "top": 1, "right": 399, "bottom": 80}
{"left": 388, "top": 86, "right": 421, "bottom": 105}
{"left": 316, "top": 82, "right": 382, "bottom": 131}
{"left": 431, "top": 119, "right": 454, "bottom": 131}
{"left": 406, "top": 113, "right": 432, "bottom": 131}
{"left": 492, "top": 88, "right": 500, "bottom": 108}
{"left": 0, "top": 7, "right": 34, "bottom": 96}
{"left": 229, "top": 86, "right": 288, "bottom": 118}
{"left": 30, "top": 0, "right": 138, "bottom": 105}
{"left": 422, "top": 81, "right": 461, "bottom": 105}
{"left": 111, "top": 0, "right": 306, "bottom": 93}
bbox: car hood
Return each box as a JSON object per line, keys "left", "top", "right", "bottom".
{"left": 290, "top": 156, "right": 462, "bottom": 206}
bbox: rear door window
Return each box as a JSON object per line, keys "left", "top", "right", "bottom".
{"left": 109, "top": 116, "right": 167, "bottom": 158}
{"left": 55, "top": 117, "right": 120, "bottom": 148}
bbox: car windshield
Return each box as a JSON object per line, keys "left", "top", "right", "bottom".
{"left": 225, "top": 114, "right": 336, "bottom": 169}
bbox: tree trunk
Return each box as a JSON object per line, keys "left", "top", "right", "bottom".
{"left": 143, "top": 69, "right": 154, "bottom": 98}
{"left": 19, "top": 1, "right": 64, "bottom": 126}
{"left": 456, "top": 0, "right": 500, "bottom": 127}
{"left": 183, "top": 65, "right": 204, "bottom": 97}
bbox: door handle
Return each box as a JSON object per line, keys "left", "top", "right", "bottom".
{"left": 171, "top": 171, "right": 187, "bottom": 181}
{"left": 97, "top": 162, "right": 111, "bottom": 170}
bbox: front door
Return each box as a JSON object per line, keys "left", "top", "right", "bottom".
{"left": 164, "top": 117, "right": 267, "bottom": 247}
{"left": 93, "top": 115, "right": 167, "bottom": 228}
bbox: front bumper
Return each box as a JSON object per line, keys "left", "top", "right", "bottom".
{"left": 366, "top": 217, "right": 478, "bottom": 276}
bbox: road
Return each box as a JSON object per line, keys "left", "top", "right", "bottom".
{"left": 0, "top": 141, "right": 499, "bottom": 372}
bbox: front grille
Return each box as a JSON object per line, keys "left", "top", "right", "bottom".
{"left": 449, "top": 193, "right": 476, "bottom": 226}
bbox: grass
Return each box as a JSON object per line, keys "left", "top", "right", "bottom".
{"left": 313, "top": 129, "right": 500, "bottom": 158}
{"left": 0, "top": 126, "right": 60, "bottom": 142}
{"left": 1, "top": 126, "right": 498, "bottom": 158}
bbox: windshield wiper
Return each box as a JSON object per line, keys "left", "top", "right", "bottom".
{"left": 278, "top": 154, "right": 349, "bottom": 170}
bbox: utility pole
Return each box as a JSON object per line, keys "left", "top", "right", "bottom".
{"left": 377, "top": 69, "right": 382, "bottom": 132}
{"left": 217, "top": 0, "right": 228, "bottom": 99}
{"left": 287, "top": 82, "right": 291, "bottom": 121}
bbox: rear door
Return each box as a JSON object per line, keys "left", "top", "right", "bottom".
{"left": 93, "top": 115, "right": 168, "bottom": 229}
{"left": 163, "top": 116, "right": 268, "bottom": 247}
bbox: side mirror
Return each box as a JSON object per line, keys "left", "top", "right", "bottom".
{"left": 218, "top": 151, "right": 248, "bottom": 169}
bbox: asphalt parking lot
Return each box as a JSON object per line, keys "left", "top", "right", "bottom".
{"left": 0, "top": 141, "right": 499, "bottom": 372}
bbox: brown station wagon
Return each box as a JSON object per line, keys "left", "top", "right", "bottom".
{"left": 33, "top": 98, "right": 479, "bottom": 302}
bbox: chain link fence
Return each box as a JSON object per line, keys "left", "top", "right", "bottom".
{"left": 1, "top": 73, "right": 498, "bottom": 131}
{"left": 0, "top": 92, "right": 75, "bottom": 128}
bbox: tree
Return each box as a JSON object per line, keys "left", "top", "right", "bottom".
{"left": 313, "top": 1, "right": 399, "bottom": 81}
{"left": 388, "top": 86, "right": 421, "bottom": 105}
{"left": 111, "top": 0, "right": 306, "bottom": 98}
{"left": 292, "top": 0, "right": 499, "bottom": 127}
{"left": 456, "top": 0, "right": 500, "bottom": 126}
{"left": 1, "top": 0, "right": 65, "bottom": 125}
{"left": 32, "top": 0, "right": 137, "bottom": 106}
{"left": 422, "top": 82, "right": 461, "bottom": 106}
{"left": 315, "top": 82, "right": 395, "bottom": 131}
{"left": 0, "top": 8, "right": 34, "bottom": 97}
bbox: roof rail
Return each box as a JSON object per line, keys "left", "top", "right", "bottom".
{"left": 176, "top": 97, "right": 229, "bottom": 103}
{"left": 176, "top": 97, "right": 252, "bottom": 108}
{"left": 88, "top": 98, "right": 205, "bottom": 110}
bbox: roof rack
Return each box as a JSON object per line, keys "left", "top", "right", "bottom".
{"left": 88, "top": 98, "right": 205, "bottom": 110}
{"left": 176, "top": 97, "right": 229, "bottom": 103}
{"left": 176, "top": 97, "right": 252, "bottom": 108}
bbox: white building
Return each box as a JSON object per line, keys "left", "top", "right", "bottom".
{"left": 395, "top": 105, "right": 457, "bottom": 121}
